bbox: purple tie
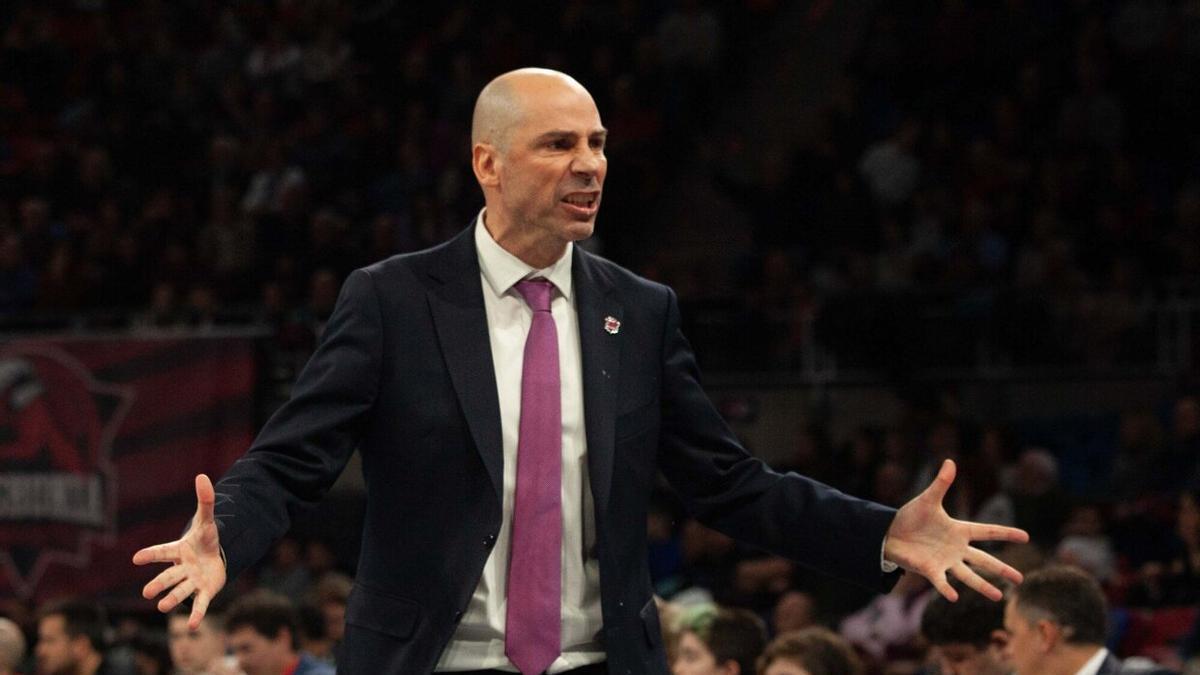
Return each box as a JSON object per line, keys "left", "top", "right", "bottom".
{"left": 506, "top": 279, "right": 562, "bottom": 675}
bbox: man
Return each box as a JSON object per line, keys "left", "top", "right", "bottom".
{"left": 34, "top": 601, "right": 111, "bottom": 675}
{"left": 224, "top": 591, "right": 332, "bottom": 675}
{"left": 1004, "top": 565, "right": 1172, "bottom": 675}
{"left": 135, "top": 68, "right": 1027, "bottom": 674}
{"left": 0, "top": 616, "right": 26, "bottom": 675}
{"left": 168, "top": 607, "right": 240, "bottom": 675}
{"left": 921, "top": 578, "right": 1008, "bottom": 675}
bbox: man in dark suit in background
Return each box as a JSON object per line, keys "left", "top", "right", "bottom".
{"left": 1004, "top": 566, "right": 1174, "bottom": 675}
{"left": 134, "top": 68, "right": 1027, "bottom": 675}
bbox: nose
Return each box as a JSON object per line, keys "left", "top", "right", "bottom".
{"left": 570, "top": 147, "right": 603, "bottom": 178}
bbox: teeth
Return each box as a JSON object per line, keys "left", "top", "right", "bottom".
{"left": 564, "top": 195, "right": 594, "bottom": 206}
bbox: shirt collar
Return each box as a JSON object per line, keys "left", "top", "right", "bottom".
{"left": 474, "top": 208, "right": 573, "bottom": 301}
{"left": 1075, "top": 647, "right": 1109, "bottom": 675}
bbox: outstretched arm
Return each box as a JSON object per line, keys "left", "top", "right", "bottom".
{"left": 132, "top": 474, "right": 227, "bottom": 629}
{"left": 884, "top": 459, "right": 1029, "bottom": 601}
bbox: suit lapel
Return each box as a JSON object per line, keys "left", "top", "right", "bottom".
{"left": 426, "top": 226, "right": 504, "bottom": 506}
{"left": 574, "top": 249, "right": 622, "bottom": 514}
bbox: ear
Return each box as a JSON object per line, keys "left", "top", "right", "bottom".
{"left": 989, "top": 628, "right": 1009, "bottom": 649}
{"left": 472, "top": 142, "right": 501, "bottom": 188}
{"left": 1034, "top": 619, "right": 1059, "bottom": 651}
{"left": 719, "top": 659, "right": 742, "bottom": 675}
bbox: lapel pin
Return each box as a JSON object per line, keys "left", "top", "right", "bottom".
{"left": 604, "top": 316, "right": 621, "bottom": 334}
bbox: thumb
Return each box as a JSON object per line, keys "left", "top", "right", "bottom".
{"left": 194, "top": 474, "right": 215, "bottom": 527}
{"left": 922, "top": 458, "right": 956, "bottom": 504}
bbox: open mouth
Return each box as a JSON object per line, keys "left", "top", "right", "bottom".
{"left": 561, "top": 192, "right": 599, "bottom": 212}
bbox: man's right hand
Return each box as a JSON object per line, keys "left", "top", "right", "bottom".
{"left": 133, "top": 474, "right": 227, "bottom": 629}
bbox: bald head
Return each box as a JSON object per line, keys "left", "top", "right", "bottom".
{"left": 471, "top": 68, "right": 593, "bottom": 151}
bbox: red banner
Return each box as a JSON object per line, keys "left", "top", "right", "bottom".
{"left": 0, "top": 335, "right": 255, "bottom": 604}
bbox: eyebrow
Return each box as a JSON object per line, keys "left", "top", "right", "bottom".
{"left": 532, "top": 129, "right": 609, "bottom": 143}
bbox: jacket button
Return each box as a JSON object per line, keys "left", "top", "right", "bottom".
{"left": 453, "top": 611, "right": 464, "bottom": 623}
{"left": 483, "top": 534, "right": 496, "bottom": 547}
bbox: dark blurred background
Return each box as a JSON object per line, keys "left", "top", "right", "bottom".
{"left": 2, "top": 1, "right": 1200, "bottom": 673}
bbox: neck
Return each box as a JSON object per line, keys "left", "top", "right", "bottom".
{"left": 482, "top": 210, "right": 568, "bottom": 269}
{"left": 1048, "top": 644, "right": 1104, "bottom": 675}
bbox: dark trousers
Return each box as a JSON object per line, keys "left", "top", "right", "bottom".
{"left": 453, "top": 664, "right": 607, "bottom": 675}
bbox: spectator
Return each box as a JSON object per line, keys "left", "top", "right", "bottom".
{"left": 838, "top": 572, "right": 932, "bottom": 665}
{"left": 0, "top": 617, "right": 25, "bottom": 675}
{"left": 224, "top": 591, "right": 332, "bottom": 675}
{"left": 771, "top": 591, "right": 817, "bottom": 637}
{"left": 167, "top": 608, "right": 239, "bottom": 675}
{"left": 756, "top": 627, "right": 863, "bottom": 675}
{"left": 673, "top": 604, "right": 768, "bottom": 675}
{"left": 920, "top": 578, "right": 1009, "bottom": 675}
{"left": 1003, "top": 565, "right": 1172, "bottom": 675}
{"left": 34, "top": 600, "right": 114, "bottom": 675}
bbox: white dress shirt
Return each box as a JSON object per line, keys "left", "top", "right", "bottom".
{"left": 1074, "top": 647, "right": 1109, "bottom": 675}
{"left": 435, "top": 212, "right": 605, "bottom": 672}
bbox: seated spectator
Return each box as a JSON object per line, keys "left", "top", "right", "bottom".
{"left": 1127, "top": 489, "right": 1200, "bottom": 607}
{"left": 771, "top": 591, "right": 818, "bottom": 636}
{"left": 0, "top": 616, "right": 25, "bottom": 675}
{"left": 673, "top": 603, "right": 768, "bottom": 675}
{"left": 34, "top": 599, "right": 114, "bottom": 675}
{"left": 130, "top": 629, "right": 171, "bottom": 675}
{"left": 224, "top": 590, "right": 332, "bottom": 675}
{"left": 920, "top": 577, "right": 1008, "bottom": 675}
{"left": 838, "top": 572, "right": 932, "bottom": 664}
{"left": 1003, "top": 565, "right": 1173, "bottom": 675}
{"left": 167, "top": 607, "right": 240, "bottom": 675}
{"left": 756, "top": 627, "right": 863, "bottom": 675}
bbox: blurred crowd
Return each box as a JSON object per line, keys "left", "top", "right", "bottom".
{"left": 0, "top": 0, "right": 766, "bottom": 340}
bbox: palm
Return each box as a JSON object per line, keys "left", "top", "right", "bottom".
{"left": 884, "top": 459, "right": 1029, "bottom": 602}
{"left": 133, "top": 474, "right": 227, "bottom": 628}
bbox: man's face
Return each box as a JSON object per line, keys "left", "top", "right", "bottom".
{"left": 490, "top": 78, "right": 607, "bottom": 249}
{"left": 933, "top": 640, "right": 1009, "bottom": 675}
{"left": 35, "top": 615, "right": 78, "bottom": 675}
{"left": 168, "top": 615, "right": 227, "bottom": 674}
{"left": 1003, "top": 599, "right": 1048, "bottom": 675}
{"left": 228, "top": 625, "right": 291, "bottom": 675}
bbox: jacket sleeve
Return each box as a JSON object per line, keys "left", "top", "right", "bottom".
{"left": 213, "top": 268, "right": 383, "bottom": 582}
{"left": 655, "top": 286, "right": 901, "bottom": 592}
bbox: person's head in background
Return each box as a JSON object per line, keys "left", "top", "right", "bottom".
{"left": 167, "top": 607, "right": 228, "bottom": 675}
{"left": 756, "top": 627, "right": 863, "bottom": 675}
{"left": 35, "top": 599, "right": 107, "bottom": 675}
{"left": 1003, "top": 565, "right": 1109, "bottom": 675}
{"left": 0, "top": 617, "right": 26, "bottom": 675}
{"left": 224, "top": 590, "right": 301, "bottom": 675}
{"left": 771, "top": 591, "right": 817, "bottom": 636}
{"left": 309, "top": 573, "right": 351, "bottom": 646}
{"left": 130, "top": 629, "right": 171, "bottom": 675}
{"left": 921, "top": 577, "right": 1009, "bottom": 675}
{"left": 672, "top": 604, "right": 768, "bottom": 675}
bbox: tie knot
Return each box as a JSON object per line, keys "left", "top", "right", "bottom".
{"left": 515, "top": 278, "right": 554, "bottom": 312}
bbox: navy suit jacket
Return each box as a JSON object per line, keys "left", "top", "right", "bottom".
{"left": 211, "top": 225, "right": 900, "bottom": 674}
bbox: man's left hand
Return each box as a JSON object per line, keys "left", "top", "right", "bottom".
{"left": 884, "top": 458, "right": 1029, "bottom": 601}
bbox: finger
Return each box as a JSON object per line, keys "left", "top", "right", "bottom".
{"left": 965, "top": 546, "right": 1024, "bottom": 585}
{"left": 920, "top": 458, "right": 956, "bottom": 504}
{"left": 926, "top": 568, "right": 959, "bottom": 602}
{"left": 189, "top": 590, "right": 212, "bottom": 630}
{"left": 951, "top": 562, "right": 1003, "bottom": 601}
{"left": 194, "top": 474, "right": 216, "bottom": 527}
{"left": 158, "top": 579, "right": 196, "bottom": 613}
{"left": 142, "top": 565, "right": 188, "bottom": 599}
{"left": 965, "top": 521, "right": 1029, "bottom": 545}
{"left": 132, "top": 541, "right": 181, "bottom": 566}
